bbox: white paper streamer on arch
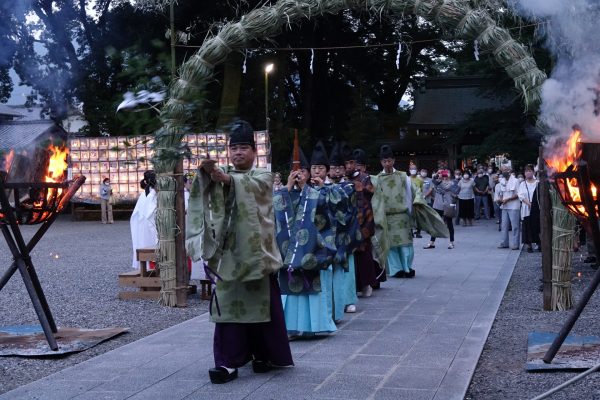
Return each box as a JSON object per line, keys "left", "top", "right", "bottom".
{"left": 242, "top": 51, "right": 247, "bottom": 74}
{"left": 310, "top": 48, "right": 314, "bottom": 74}
{"left": 474, "top": 40, "right": 480, "bottom": 61}
{"left": 396, "top": 42, "right": 402, "bottom": 69}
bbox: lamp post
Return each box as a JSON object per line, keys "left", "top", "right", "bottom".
{"left": 264, "top": 63, "right": 274, "bottom": 133}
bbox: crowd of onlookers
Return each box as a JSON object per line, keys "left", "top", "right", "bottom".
{"left": 409, "top": 159, "right": 540, "bottom": 252}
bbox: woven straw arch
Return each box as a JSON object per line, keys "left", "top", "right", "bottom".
{"left": 153, "top": 0, "right": 547, "bottom": 305}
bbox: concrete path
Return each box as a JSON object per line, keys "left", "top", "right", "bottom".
{"left": 1, "top": 220, "right": 520, "bottom": 400}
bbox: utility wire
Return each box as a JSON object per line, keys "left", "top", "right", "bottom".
{"left": 175, "top": 21, "right": 547, "bottom": 50}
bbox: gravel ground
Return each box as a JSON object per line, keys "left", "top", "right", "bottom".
{"left": 466, "top": 246, "right": 600, "bottom": 400}
{"left": 0, "top": 216, "right": 208, "bottom": 395}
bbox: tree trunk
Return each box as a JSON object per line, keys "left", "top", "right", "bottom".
{"left": 216, "top": 52, "right": 244, "bottom": 128}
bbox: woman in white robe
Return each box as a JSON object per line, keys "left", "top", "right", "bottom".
{"left": 130, "top": 171, "right": 158, "bottom": 269}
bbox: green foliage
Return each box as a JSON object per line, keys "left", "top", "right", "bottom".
{"left": 234, "top": 12, "right": 460, "bottom": 171}
{"left": 0, "top": 69, "right": 12, "bottom": 103}
{"left": 451, "top": 101, "right": 540, "bottom": 167}
{"left": 4, "top": 0, "right": 547, "bottom": 161}
{"left": 443, "top": 15, "right": 552, "bottom": 168}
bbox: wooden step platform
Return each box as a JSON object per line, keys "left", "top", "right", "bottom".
{"left": 119, "top": 248, "right": 211, "bottom": 301}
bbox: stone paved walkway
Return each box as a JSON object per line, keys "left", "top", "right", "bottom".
{"left": 1, "top": 220, "right": 520, "bottom": 400}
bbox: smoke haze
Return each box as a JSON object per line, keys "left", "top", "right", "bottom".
{"left": 510, "top": 0, "right": 600, "bottom": 140}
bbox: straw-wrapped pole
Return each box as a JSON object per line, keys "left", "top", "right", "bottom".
{"left": 550, "top": 187, "right": 576, "bottom": 311}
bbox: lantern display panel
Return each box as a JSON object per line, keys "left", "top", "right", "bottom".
{"left": 69, "top": 131, "right": 270, "bottom": 203}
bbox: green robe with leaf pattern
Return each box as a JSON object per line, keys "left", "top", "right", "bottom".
{"left": 371, "top": 170, "right": 449, "bottom": 268}
{"left": 372, "top": 171, "right": 416, "bottom": 248}
{"left": 186, "top": 166, "right": 282, "bottom": 323}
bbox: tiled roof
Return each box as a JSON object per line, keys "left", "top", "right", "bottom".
{"left": 408, "top": 76, "right": 514, "bottom": 129}
{"left": 5, "top": 106, "right": 45, "bottom": 121}
{"left": 0, "top": 104, "right": 24, "bottom": 118}
{"left": 0, "top": 120, "right": 65, "bottom": 150}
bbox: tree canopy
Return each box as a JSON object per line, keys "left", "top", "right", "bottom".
{"left": 1, "top": 0, "right": 551, "bottom": 168}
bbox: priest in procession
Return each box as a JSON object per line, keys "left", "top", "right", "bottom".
{"left": 371, "top": 145, "right": 449, "bottom": 279}
{"left": 273, "top": 142, "right": 338, "bottom": 338}
{"left": 328, "top": 142, "right": 361, "bottom": 318}
{"left": 186, "top": 120, "right": 293, "bottom": 384}
{"left": 343, "top": 146, "right": 386, "bottom": 294}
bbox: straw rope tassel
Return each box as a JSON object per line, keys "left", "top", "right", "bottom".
{"left": 550, "top": 187, "right": 576, "bottom": 311}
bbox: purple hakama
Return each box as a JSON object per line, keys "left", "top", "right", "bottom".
{"left": 354, "top": 241, "right": 386, "bottom": 289}
{"left": 213, "top": 275, "right": 294, "bottom": 368}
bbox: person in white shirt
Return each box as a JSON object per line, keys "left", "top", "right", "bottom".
{"left": 518, "top": 165, "right": 540, "bottom": 252}
{"left": 491, "top": 174, "right": 502, "bottom": 231}
{"left": 498, "top": 162, "right": 521, "bottom": 250}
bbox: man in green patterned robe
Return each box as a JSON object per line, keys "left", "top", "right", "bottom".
{"left": 371, "top": 146, "right": 449, "bottom": 280}
{"left": 372, "top": 145, "right": 419, "bottom": 278}
{"left": 186, "top": 120, "right": 293, "bottom": 384}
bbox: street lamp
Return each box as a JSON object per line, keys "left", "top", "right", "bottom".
{"left": 264, "top": 63, "right": 274, "bottom": 133}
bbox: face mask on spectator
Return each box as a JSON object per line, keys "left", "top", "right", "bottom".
{"left": 409, "top": 169, "right": 417, "bottom": 175}
{"left": 477, "top": 173, "right": 483, "bottom": 177}
{"left": 455, "top": 174, "right": 461, "bottom": 179}
{"left": 463, "top": 174, "right": 469, "bottom": 179}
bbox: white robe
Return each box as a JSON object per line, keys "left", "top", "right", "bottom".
{"left": 130, "top": 188, "right": 158, "bottom": 269}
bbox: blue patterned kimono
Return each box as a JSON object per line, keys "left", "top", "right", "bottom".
{"left": 274, "top": 185, "right": 336, "bottom": 293}
{"left": 274, "top": 184, "right": 337, "bottom": 335}
{"left": 329, "top": 181, "right": 361, "bottom": 321}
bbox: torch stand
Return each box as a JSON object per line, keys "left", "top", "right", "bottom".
{"left": 0, "top": 177, "right": 84, "bottom": 351}
{"left": 543, "top": 161, "right": 600, "bottom": 363}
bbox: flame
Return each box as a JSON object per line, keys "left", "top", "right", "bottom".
{"left": 33, "top": 145, "right": 69, "bottom": 215}
{"left": 547, "top": 129, "right": 581, "bottom": 173}
{"left": 547, "top": 129, "right": 596, "bottom": 216}
{"left": 46, "top": 145, "right": 68, "bottom": 183}
{"left": 3, "top": 149, "right": 14, "bottom": 173}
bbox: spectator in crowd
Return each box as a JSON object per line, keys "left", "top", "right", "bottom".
{"left": 424, "top": 170, "right": 458, "bottom": 249}
{"left": 421, "top": 168, "right": 433, "bottom": 206}
{"left": 409, "top": 162, "right": 424, "bottom": 238}
{"left": 491, "top": 174, "right": 502, "bottom": 230}
{"left": 458, "top": 170, "right": 475, "bottom": 226}
{"left": 487, "top": 168, "right": 496, "bottom": 219}
{"left": 474, "top": 167, "right": 490, "bottom": 220}
{"left": 453, "top": 169, "right": 463, "bottom": 225}
{"left": 273, "top": 172, "right": 283, "bottom": 192}
{"left": 519, "top": 164, "right": 541, "bottom": 252}
{"left": 99, "top": 177, "right": 114, "bottom": 224}
{"left": 498, "top": 162, "right": 521, "bottom": 250}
